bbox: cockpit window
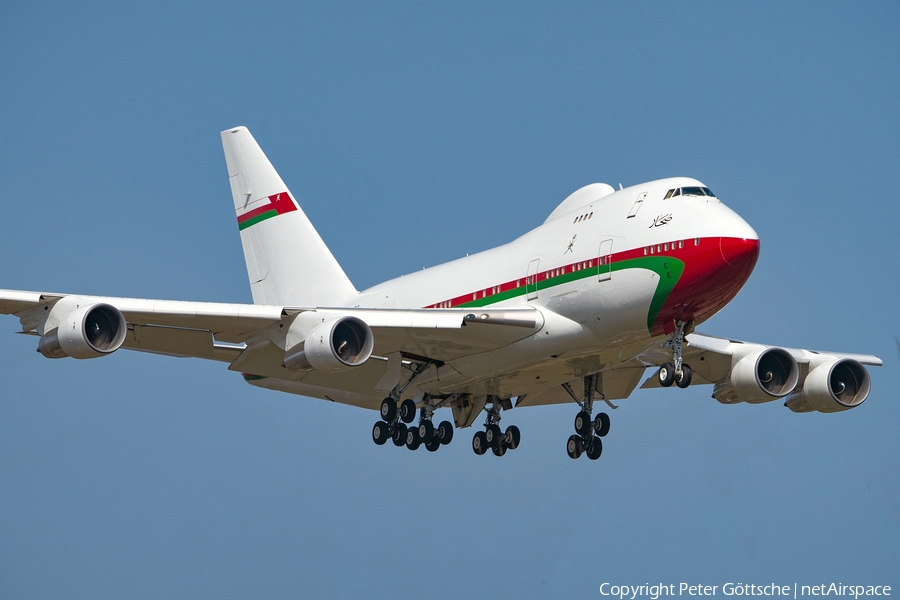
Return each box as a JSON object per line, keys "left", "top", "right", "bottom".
{"left": 671, "top": 186, "right": 717, "bottom": 198}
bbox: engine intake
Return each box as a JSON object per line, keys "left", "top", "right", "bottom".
{"left": 785, "top": 358, "right": 871, "bottom": 413}
{"left": 283, "top": 316, "right": 374, "bottom": 372}
{"left": 726, "top": 347, "right": 800, "bottom": 404}
{"left": 38, "top": 302, "right": 127, "bottom": 359}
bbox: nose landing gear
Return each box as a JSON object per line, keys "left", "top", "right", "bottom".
{"left": 657, "top": 320, "right": 694, "bottom": 389}
{"left": 563, "top": 374, "right": 611, "bottom": 460}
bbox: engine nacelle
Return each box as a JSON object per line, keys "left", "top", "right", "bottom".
{"left": 785, "top": 358, "right": 871, "bottom": 413}
{"left": 37, "top": 302, "right": 127, "bottom": 359}
{"left": 283, "top": 316, "right": 374, "bottom": 372}
{"left": 724, "top": 347, "right": 800, "bottom": 404}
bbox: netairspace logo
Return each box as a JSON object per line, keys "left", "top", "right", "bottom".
{"left": 599, "top": 584, "right": 892, "bottom": 600}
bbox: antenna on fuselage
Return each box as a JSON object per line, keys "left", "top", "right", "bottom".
{"left": 618, "top": 183, "right": 623, "bottom": 190}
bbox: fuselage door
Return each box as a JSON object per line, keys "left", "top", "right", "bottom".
{"left": 526, "top": 259, "right": 540, "bottom": 300}
{"left": 598, "top": 239, "right": 613, "bottom": 282}
{"left": 627, "top": 192, "right": 648, "bottom": 218}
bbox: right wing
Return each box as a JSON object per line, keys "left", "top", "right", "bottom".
{"left": 0, "top": 289, "right": 543, "bottom": 367}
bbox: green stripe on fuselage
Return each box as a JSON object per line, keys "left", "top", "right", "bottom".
{"left": 457, "top": 256, "right": 684, "bottom": 331}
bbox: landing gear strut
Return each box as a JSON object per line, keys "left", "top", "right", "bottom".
{"left": 372, "top": 361, "right": 454, "bottom": 452}
{"left": 472, "top": 396, "right": 520, "bottom": 457}
{"left": 563, "top": 374, "right": 610, "bottom": 460}
{"left": 657, "top": 320, "right": 693, "bottom": 389}
{"left": 412, "top": 394, "right": 454, "bottom": 452}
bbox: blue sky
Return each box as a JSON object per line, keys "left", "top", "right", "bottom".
{"left": 1, "top": 2, "right": 898, "bottom": 598}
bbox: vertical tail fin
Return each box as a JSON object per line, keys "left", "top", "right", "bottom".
{"left": 221, "top": 127, "right": 357, "bottom": 306}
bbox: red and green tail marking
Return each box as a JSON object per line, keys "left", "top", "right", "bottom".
{"left": 237, "top": 192, "right": 297, "bottom": 231}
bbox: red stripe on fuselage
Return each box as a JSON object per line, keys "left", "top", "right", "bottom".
{"left": 426, "top": 236, "right": 760, "bottom": 334}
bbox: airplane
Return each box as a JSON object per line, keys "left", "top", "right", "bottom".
{"left": 0, "top": 127, "right": 883, "bottom": 461}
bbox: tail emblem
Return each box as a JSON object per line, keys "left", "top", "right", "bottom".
{"left": 237, "top": 192, "right": 298, "bottom": 231}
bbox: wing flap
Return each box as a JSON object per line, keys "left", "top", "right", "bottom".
{"left": 123, "top": 324, "right": 243, "bottom": 362}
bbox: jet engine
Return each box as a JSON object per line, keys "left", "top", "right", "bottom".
{"left": 719, "top": 347, "right": 800, "bottom": 404}
{"left": 37, "top": 301, "right": 127, "bottom": 359}
{"left": 283, "top": 316, "right": 374, "bottom": 372}
{"left": 785, "top": 358, "right": 871, "bottom": 413}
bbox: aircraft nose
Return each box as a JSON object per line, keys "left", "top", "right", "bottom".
{"left": 720, "top": 220, "right": 760, "bottom": 269}
{"left": 650, "top": 218, "right": 760, "bottom": 336}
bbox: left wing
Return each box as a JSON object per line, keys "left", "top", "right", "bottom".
{"left": 514, "top": 331, "right": 881, "bottom": 415}
{"left": 636, "top": 332, "right": 882, "bottom": 413}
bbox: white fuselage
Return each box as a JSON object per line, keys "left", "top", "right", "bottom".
{"left": 265, "top": 177, "right": 760, "bottom": 406}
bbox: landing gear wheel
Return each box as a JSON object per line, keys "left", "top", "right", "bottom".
{"left": 658, "top": 362, "right": 675, "bottom": 387}
{"left": 574, "top": 410, "right": 593, "bottom": 436}
{"left": 391, "top": 422, "right": 407, "bottom": 447}
{"left": 585, "top": 435, "right": 603, "bottom": 460}
{"left": 485, "top": 424, "right": 502, "bottom": 449}
{"left": 472, "top": 431, "right": 488, "bottom": 456}
{"left": 418, "top": 420, "right": 435, "bottom": 444}
{"left": 399, "top": 399, "right": 417, "bottom": 423}
{"left": 492, "top": 443, "right": 507, "bottom": 457}
{"left": 372, "top": 421, "right": 389, "bottom": 445}
{"left": 594, "top": 412, "right": 610, "bottom": 437}
{"left": 566, "top": 434, "right": 583, "bottom": 459}
{"left": 380, "top": 397, "right": 397, "bottom": 422}
{"left": 676, "top": 363, "right": 693, "bottom": 388}
{"left": 505, "top": 425, "right": 521, "bottom": 450}
{"left": 425, "top": 439, "right": 441, "bottom": 452}
{"left": 406, "top": 426, "right": 421, "bottom": 450}
{"left": 437, "top": 421, "right": 454, "bottom": 445}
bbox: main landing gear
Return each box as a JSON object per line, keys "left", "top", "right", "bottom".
{"left": 562, "top": 374, "right": 610, "bottom": 460}
{"left": 372, "top": 361, "right": 453, "bottom": 452}
{"left": 656, "top": 320, "right": 693, "bottom": 389}
{"left": 372, "top": 394, "right": 455, "bottom": 452}
{"left": 471, "top": 396, "right": 520, "bottom": 457}
{"left": 406, "top": 395, "right": 454, "bottom": 452}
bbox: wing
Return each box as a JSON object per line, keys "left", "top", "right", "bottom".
{"left": 0, "top": 289, "right": 542, "bottom": 365}
{"left": 514, "top": 331, "right": 881, "bottom": 414}
{"left": 636, "top": 331, "right": 882, "bottom": 413}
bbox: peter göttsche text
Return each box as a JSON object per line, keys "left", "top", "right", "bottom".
{"left": 600, "top": 584, "right": 891, "bottom": 600}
